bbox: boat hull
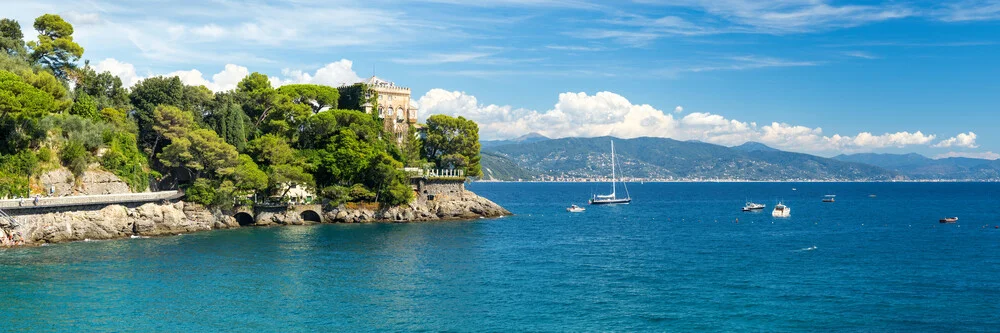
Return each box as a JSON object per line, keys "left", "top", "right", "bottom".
{"left": 772, "top": 208, "right": 791, "bottom": 217}
{"left": 589, "top": 198, "right": 632, "bottom": 205}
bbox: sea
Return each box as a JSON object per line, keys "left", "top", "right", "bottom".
{"left": 2, "top": 182, "right": 999, "bottom": 332}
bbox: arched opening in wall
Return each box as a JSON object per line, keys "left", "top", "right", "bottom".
{"left": 300, "top": 210, "right": 321, "bottom": 223}
{"left": 234, "top": 212, "right": 255, "bottom": 226}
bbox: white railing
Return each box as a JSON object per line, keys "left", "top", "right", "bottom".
{"left": 403, "top": 168, "right": 466, "bottom": 178}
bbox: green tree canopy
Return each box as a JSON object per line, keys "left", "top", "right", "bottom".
{"left": 130, "top": 76, "right": 183, "bottom": 152}
{"left": 247, "top": 134, "right": 314, "bottom": 199}
{"left": 0, "top": 70, "right": 61, "bottom": 152}
{"left": 70, "top": 91, "right": 98, "bottom": 118}
{"left": 27, "top": 14, "right": 83, "bottom": 79}
{"left": 423, "top": 114, "right": 481, "bottom": 177}
{"left": 204, "top": 94, "right": 249, "bottom": 152}
{"left": 75, "top": 64, "right": 131, "bottom": 111}
{"left": 159, "top": 128, "right": 239, "bottom": 180}
{"left": 0, "top": 18, "right": 26, "bottom": 58}
{"left": 277, "top": 84, "right": 339, "bottom": 113}
{"left": 236, "top": 72, "right": 280, "bottom": 132}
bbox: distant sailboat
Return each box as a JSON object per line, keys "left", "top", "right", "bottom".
{"left": 590, "top": 140, "right": 632, "bottom": 205}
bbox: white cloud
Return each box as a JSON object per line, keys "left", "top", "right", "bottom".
{"left": 93, "top": 58, "right": 141, "bottom": 88}
{"left": 935, "top": 1, "right": 1000, "bottom": 22}
{"left": 391, "top": 52, "right": 493, "bottom": 65}
{"left": 162, "top": 64, "right": 249, "bottom": 92}
{"left": 674, "top": 105, "right": 684, "bottom": 113}
{"left": 191, "top": 24, "right": 227, "bottom": 39}
{"left": 62, "top": 11, "right": 101, "bottom": 25}
{"left": 92, "top": 58, "right": 362, "bottom": 92}
{"left": 934, "top": 151, "right": 1000, "bottom": 160}
{"left": 632, "top": 0, "right": 914, "bottom": 34}
{"left": 934, "top": 132, "right": 979, "bottom": 148}
{"left": 843, "top": 51, "right": 879, "bottom": 59}
{"left": 269, "top": 59, "right": 364, "bottom": 87}
{"left": 417, "top": 89, "right": 957, "bottom": 154}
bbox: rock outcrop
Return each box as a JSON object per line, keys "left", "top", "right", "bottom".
{"left": 7, "top": 201, "right": 226, "bottom": 246}
{"left": 39, "top": 168, "right": 133, "bottom": 196}
{"left": 325, "top": 189, "right": 510, "bottom": 223}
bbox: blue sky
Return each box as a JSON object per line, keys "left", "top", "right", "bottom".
{"left": 5, "top": 0, "right": 1000, "bottom": 158}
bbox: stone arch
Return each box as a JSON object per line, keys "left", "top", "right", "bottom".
{"left": 300, "top": 210, "right": 321, "bottom": 223}
{"left": 234, "top": 212, "right": 255, "bottom": 226}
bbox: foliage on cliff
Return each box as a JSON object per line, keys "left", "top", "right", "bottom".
{"left": 0, "top": 13, "right": 484, "bottom": 207}
{"left": 423, "top": 115, "right": 482, "bottom": 177}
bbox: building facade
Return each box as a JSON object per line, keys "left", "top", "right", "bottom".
{"left": 340, "top": 76, "right": 418, "bottom": 144}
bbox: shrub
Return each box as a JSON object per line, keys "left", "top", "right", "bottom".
{"left": 348, "top": 183, "right": 376, "bottom": 202}
{"left": 185, "top": 179, "right": 217, "bottom": 206}
{"left": 100, "top": 132, "right": 149, "bottom": 192}
{"left": 60, "top": 140, "right": 90, "bottom": 177}
{"left": 37, "top": 146, "right": 53, "bottom": 163}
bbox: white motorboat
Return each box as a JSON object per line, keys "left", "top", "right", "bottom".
{"left": 567, "top": 205, "right": 585, "bottom": 213}
{"left": 772, "top": 202, "right": 791, "bottom": 217}
{"left": 742, "top": 202, "right": 766, "bottom": 212}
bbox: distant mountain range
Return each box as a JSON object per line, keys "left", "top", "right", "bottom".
{"left": 478, "top": 137, "right": 902, "bottom": 181}
{"left": 477, "top": 137, "right": 1000, "bottom": 181}
{"left": 480, "top": 132, "right": 550, "bottom": 148}
{"left": 833, "top": 153, "right": 1000, "bottom": 180}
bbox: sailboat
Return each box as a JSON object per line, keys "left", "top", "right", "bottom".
{"left": 589, "top": 140, "right": 632, "bottom": 205}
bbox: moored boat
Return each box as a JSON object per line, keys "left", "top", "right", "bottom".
{"left": 772, "top": 202, "right": 791, "bottom": 217}
{"left": 742, "top": 202, "right": 766, "bottom": 212}
{"left": 589, "top": 140, "right": 632, "bottom": 205}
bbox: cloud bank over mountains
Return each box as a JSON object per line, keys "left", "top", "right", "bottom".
{"left": 417, "top": 88, "right": 963, "bottom": 154}
{"left": 96, "top": 57, "right": 979, "bottom": 157}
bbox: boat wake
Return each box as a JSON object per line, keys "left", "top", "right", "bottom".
{"left": 794, "top": 246, "right": 818, "bottom": 252}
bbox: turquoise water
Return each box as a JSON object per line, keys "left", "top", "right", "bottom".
{"left": 2, "top": 182, "right": 1000, "bottom": 331}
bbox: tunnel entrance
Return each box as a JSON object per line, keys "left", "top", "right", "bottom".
{"left": 300, "top": 210, "right": 321, "bottom": 223}
{"left": 234, "top": 212, "right": 255, "bottom": 226}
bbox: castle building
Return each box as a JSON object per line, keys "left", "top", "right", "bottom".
{"left": 339, "top": 76, "right": 418, "bottom": 144}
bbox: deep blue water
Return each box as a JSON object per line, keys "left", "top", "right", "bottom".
{"left": 2, "top": 182, "right": 1000, "bottom": 332}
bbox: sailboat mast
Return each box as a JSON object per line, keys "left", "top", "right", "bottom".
{"left": 611, "top": 140, "right": 616, "bottom": 196}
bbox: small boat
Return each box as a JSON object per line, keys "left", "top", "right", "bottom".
{"left": 742, "top": 202, "right": 766, "bottom": 212}
{"left": 822, "top": 195, "right": 836, "bottom": 203}
{"left": 868, "top": 194, "right": 877, "bottom": 198}
{"left": 772, "top": 202, "right": 791, "bottom": 217}
{"left": 567, "top": 205, "right": 585, "bottom": 213}
{"left": 939, "top": 217, "right": 958, "bottom": 224}
{"left": 792, "top": 188, "right": 797, "bottom": 191}
{"left": 589, "top": 140, "right": 632, "bottom": 205}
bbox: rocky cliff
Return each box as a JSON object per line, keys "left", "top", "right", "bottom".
{"left": 1, "top": 177, "right": 511, "bottom": 247}
{"left": 1, "top": 201, "right": 237, "bottom": 246}
{"left": 38, "top": 168, "right": 134, "bottom": 196}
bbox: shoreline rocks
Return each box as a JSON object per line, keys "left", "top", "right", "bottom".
{"left": 1, "top": 190, "right": 510, "bottom": 248}
{"left": 326, "top": 189, "right": 510, "bottom": 223}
